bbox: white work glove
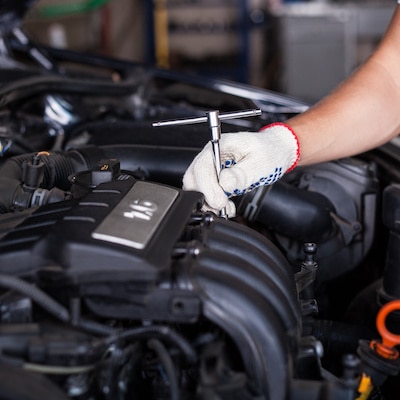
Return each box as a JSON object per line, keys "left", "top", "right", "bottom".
{"left": 182, "top": 122, "right": 300, "bottom": 218}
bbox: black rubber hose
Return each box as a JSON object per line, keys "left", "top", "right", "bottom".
{"left": 0, "top": 177, "right": 21, "bottom": 213}
{"left": 0, "top": 150, "right": 88, "bottom": 190}
{"left": 0, "top": 145, "right": 198, "bottom": 213}
{"left": 237, "top": 181, "right": 337, "bottom": 243}
{"left": 78, "top": 144, "right": 198, "bottom": 188}
{"left": 148, "top": 338, "right": 180, "bottom": 400}
{"left": 0, "top": 274, "right": 70, "bottom": 322}
{"left": 0, "top": 149, "right": 88, "bottom": 212}
{"left": 0, "top": 271, "right": 122, "bottom": 336}
{"left": 98, "top": 325, "right": 197, "bottom": 365}
{"left": 304, "top": 319, "right": 375, "bottom": 357}
{"left": 0, "top": 74, "right": 141, "bottom": 108}
{"left": 75, "top": 318, "right": 116, "bottom": 336}
{"left": 0, "top": 274, "right": 195, "bottom": 352}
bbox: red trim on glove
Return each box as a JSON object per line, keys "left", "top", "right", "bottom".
{"left": 259, "top": 122, "right": 301, "bottom": 172}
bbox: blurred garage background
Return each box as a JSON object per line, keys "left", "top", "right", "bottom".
{"left": 23, "top": 0, "right": 395, "bottom": 104}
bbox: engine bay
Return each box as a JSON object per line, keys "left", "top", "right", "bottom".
{"left": 0, "top": 3, "right": 400, "bottom": 399}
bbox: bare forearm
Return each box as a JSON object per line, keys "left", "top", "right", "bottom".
{"left": 287, "top": 6, "right": 400, "bottom": 166}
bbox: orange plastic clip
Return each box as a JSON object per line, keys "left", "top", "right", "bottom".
{"left": 370, "top": 300, "right": 400, "bottom": 360}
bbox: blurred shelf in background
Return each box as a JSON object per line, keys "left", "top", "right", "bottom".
{"left": 145, "top": 0, "right": 270, "bottom": 85}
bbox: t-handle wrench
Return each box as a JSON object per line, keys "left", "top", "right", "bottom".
{"left": 152, "top": 108, "right": 262, "bottom": 218}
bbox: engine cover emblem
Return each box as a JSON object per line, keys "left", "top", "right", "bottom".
{"left": 92, "top": 181, "right": 178, "bottom": 249}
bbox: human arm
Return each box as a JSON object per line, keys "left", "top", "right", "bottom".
{"left": 183, "top": 5, "right": 400, "bottom": 216}
{"left": 290, "top": 5, "right": 400, "bottom": 166}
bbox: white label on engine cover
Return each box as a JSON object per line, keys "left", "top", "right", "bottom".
{"left": 91, "top": 181, "right": 178, "bottom": 249}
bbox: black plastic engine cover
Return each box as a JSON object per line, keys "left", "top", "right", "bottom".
{"left": 0, "top": 176, "right": 302, "bottom": 399}
{"left": 0, "top": 177, "right": 202, "bottom": 285}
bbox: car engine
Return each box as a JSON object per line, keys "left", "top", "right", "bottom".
{"left": 0, "top": 2, "right": 399, "bottom": 400}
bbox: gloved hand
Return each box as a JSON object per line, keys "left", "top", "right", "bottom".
{"left": 182, "top": 122, "right": 300, "bottom": 217}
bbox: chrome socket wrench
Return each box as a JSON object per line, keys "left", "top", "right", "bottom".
{"left": 152, "top": 108, "right": 262, "bottom": 218}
